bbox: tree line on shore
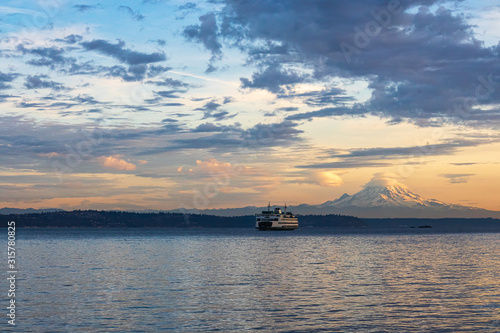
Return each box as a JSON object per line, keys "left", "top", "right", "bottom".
{"left": 0, "top": 210, "right": 365, "bottom": 228}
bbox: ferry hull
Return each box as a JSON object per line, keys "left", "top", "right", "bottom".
{"left": 256, "top": 226, "right": 298, "bottom": 230}
{"left": 255, "top": 219, "right": 298, "bottom": 230}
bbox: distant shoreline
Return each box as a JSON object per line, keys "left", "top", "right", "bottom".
{"left": 1, "top": 210, "right": 499, "bottom": 232}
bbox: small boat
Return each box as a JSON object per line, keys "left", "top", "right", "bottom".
{"left": 255, "top": 203, "right": 298, "bottom": 230}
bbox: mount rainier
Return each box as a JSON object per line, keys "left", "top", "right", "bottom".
{"left": 175, "top": 182, "right": 500, "bottom": 218}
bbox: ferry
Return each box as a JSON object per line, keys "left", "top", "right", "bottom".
{"left": 255, "top": 203, "right": 298, "bottom": 230}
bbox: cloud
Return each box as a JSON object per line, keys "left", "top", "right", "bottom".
{"left": 146, "top": 77, "right": 190, "bottom": 88}
{"left": 450, "top": 162, "right": 477, "bottom": 166}
{"left": 440, "top": 173, "right": 475, "bottom": 184}
{"left": 74, "top": 94, "right": 103, "bottom": 105}
{"left": 161, "top": 102, "right": 185, "bottom": 107}
{"left": 73, "top": 4, "right": 98, "bottom": 12}
{"left": 0, "top": 116, "right": 184, "bottom": 175}
{"left": 24, "top": 75, "right": 68, "bottom": 91}
{"left": 240, "top": 64, "right": 306, "bottom": 94}
{"left": 285, "top": 106, "right": 365, "bottom": 121}
{"left": 179, "top": 2, "right": 197, "bottom": 10}
{"left": 96, "top": 64, "right": 172, "bottom": 82}
{"left": 125, "top": 64, "right": 147, "bottom": 81}
{"left": 16, "top": 101, "right": 45, "bottom": 108}
{"left": 206, "top": 0, "right": 500, "bottom": 125}
{"left": 98, "top": 155, "right": 136, "bottom": 171}
{"left": 118, "top": 5, "right": 145, "bottom": 21}
{"left": 198, "top": 100, "right": 221, "bottom": 111}
{"left": 17, "top": 44, "right": 76, "bottom": 69}
{"left": 0, "top": 116, "right": 78, "bottom": 170}
{"left": 108, "top": 122, "right": 184, "bottom": 141}
{"left": 196, "top": 158, "right": 232, "bottom": 174}
{"left": 242, "top": 121, "right": 304, "bottom": 143}
{"left": 307, "top": 170, "right": 343, "bottom": 187}
{"left": 80, "top": 39, "right": 166, "bottom": 65}
{"left": 364, "top": 173, "right": 406, "bottom": 188}
{"left": 16, "top": 42, "right": 99, "bottom": 76}
{"left": 183, "top": 12, "right": 222, "bottom": 71}
{"left": 195, "top": 99, "right": 233, "bottom": 120}
{"left": 104, "top": 65, "right": 143, "bottom": 81}
{"left": 178, "top": 158, "right": 233, "bottom": 175}
{"left": 278, "top": 107, "right": 298, "bottom": 112}
{"left": 331, "top": 139, "right": 497, "bottom": 159}
{"left": 154, "top": 120, "right": 303, "bottom": 154}
{"left": 55, "top": 34, "right": 83, "bottom": 44}
{"left": 161, "top": 118, "right": 178, "bottom": 123}
{"left": 0, "top": 94, "right": 17, "bottom": 102}
{"left": 37, "top": 152, "right": 61, "bottom": 158}
{"left": 297, "top": 160, "right": 391, "bottom": 169}
{"left": 153, "top": 134, "right": 242, "bottom": 153}
{"left": 0, "top": 71, "right": 19, "bottom": 90}
{"left": 177, "top": 158, "right": 254, "bottom": 187}
{"left": 264, "top": 106, "right": 300, "bottom": 116}
{"left": 138, "top": 121, "right": 302, "bottom": 154}
{"left": 280, "top": 87, "right": 356, "bottom": 106}
{"left": 154, "top": 90, "right": 184, "bottom": 98}
{"left": 192, "top": 122, "right": 241, "bottom": 133}
{"left": 150, "top": 39, "right": 166, "bottom": 46}
{"left": 296, "top": 138, "right": 496, "bottom": 170}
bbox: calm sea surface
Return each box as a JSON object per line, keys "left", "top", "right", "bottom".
{"left": 3, "top": 228, "right": 500, "bottom": 332}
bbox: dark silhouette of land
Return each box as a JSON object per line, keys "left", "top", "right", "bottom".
{"left": 0, "top": 210, "right": 364, "bottom": 228}
{"left": 1, "top": 210, "right": 499, "bottom": 231}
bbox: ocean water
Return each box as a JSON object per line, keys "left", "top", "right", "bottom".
{"left": 3, "top": 228, "right": 500, "bottom": 332}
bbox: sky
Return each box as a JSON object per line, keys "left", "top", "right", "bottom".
{"left": 0, "top": 0, "right": 499, "bottom": 212}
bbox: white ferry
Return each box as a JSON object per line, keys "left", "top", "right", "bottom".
{"left": 255, "top": 203, "right": 298, "bottom": 230}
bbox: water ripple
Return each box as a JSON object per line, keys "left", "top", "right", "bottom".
{"left": 3, "top": 228, "right": 499, "bottom": 332}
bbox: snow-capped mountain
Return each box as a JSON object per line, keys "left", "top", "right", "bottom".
{"left": 319, "top": 184, "right": 464, "bottom": 209}
{"left": 316, "top": 184, "right": 496, "bottom": 218}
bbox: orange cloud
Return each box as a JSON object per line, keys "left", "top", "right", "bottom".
{"left": 309, "top": 170, "right": 343, "bottom": 187}
{"left": 364, "top": 173, "right": 405, "bottom": 188}
{"left": 37, "top": 152, "right": 61, "bottom": 158}
{"left": 98, "top": 155, "right": 136, "bottom": 171}
{"left": 196, "top": 158, "right": 232, "bottom": 174}
{"left": 178, "top": 158, "right": 234, "bottom": 175}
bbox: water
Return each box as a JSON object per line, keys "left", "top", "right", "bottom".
{"left": 3, "top": 228, "right": 499, "bottom": 332}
